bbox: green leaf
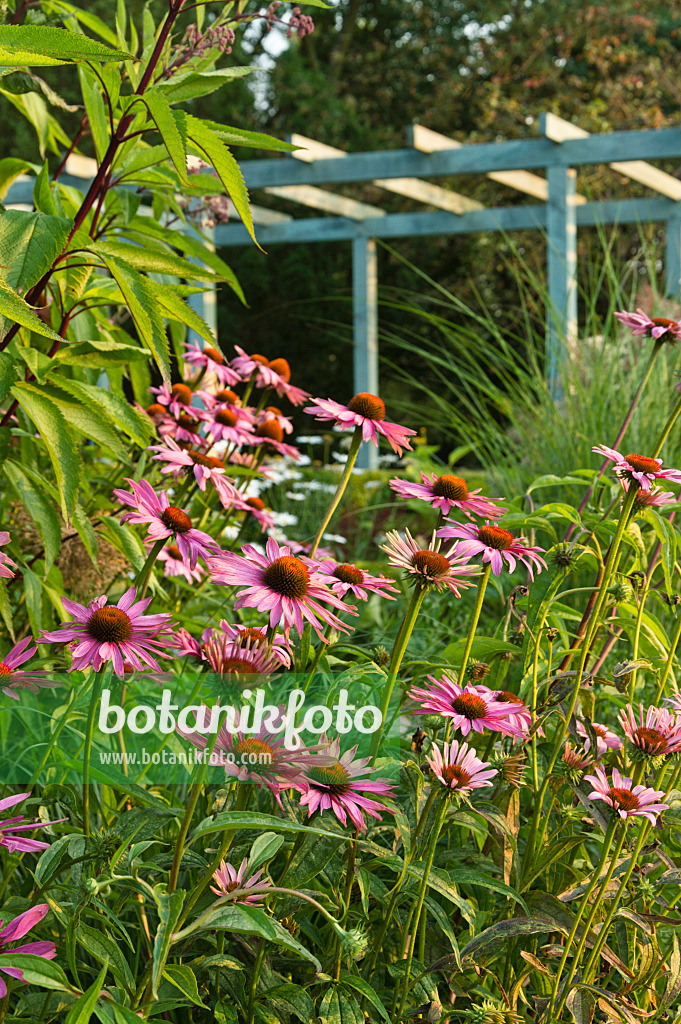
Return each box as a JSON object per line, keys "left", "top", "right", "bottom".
{"left": 152, "top": 891, "right": 185, "bottom": 998}
{"left": 53, "top": 338, "right": 150, "bottom": 368}
{"left": 447, "top": 867, "right": 528, "bottom": 913}
{"left": 0, "top": 157, "right": 32, "bottom": 200}
{"left": 262, "top": 983, "right": 315, "bottom": 1024}
{"left": 148, "top": 280, "right": 216, "bottom": 347}
{"left": 319, "top": 987, "right": 364, "bottom": 1024}
{"left": 188, "top": 811, "right": 349, "bottom": 845}
{"left": 185, "top": 114, "right": 258, "bottom": 249}
{"left": 41, "top": 1, "right": 119, "bottom": 46}
{"left": 91, "top": 239, "right": 221, "bottom": 283}
{"left": 78, "top": 65, "right": 109, "bottom": 162}
{"left": 0, "top": 209, "right": 72, "bottom": 295}
{"left": 49, "top": 376, "right": 152, "bottom": 447}
{"left": 4, "top": 460, "right": 61, "bottom": 572}
{"left": 11, "top": 382, "right": 80, "bottom": 520}
{"left": 23, "top": 566, "right": 42, "bottom": 633}
{"left": 0, "top": 953, "right": 74, "bottom": 992}
{"left": 0, "top": 70, "right": 80, "bottom": 112}
{"left": 0, "top": 25, "right": 134, "bottom": 64}
{"left": 0, "top": 350, "right": 16, "bottom": 400}
{"left": 33, "top": 160, "right": 58, "bottom": 216}
{"left": 156, "top": 67, "right": 254, "bottom": 105}
{"left": 162, "top": 965, "right": 207, "bottom": 1008}
{"left": 100, "top": 256, "right": 170, "bottom": 383}
{"left": 143, "top": 91, "right": 188, "bottom": 184}
{"left": 0, "top": 279, "right": 61, "bottom": 343}
{"left": 645, "top": 508, "right": 677, "bottom": 598}
{"left": 454, "top": 918, "right": 550, "bottom": 967}
{"left": 32, "top": 381, "right": 125, "bottom": 459}
{"left": 248, "top": 832, "right": 286, "bottom": 871}
{"left": 339, "top": 977, "right": 391, "bottom": 1022}
{"left": 65, "top": 963, "right": 107, "bottom": 1024}
{"left": 206, "top": 121, "right": 299, "bottom": 153}
{"left": 183, "top": 905, "right": 321, "bottom": 972}
{"left": 77, "top": 922, "right": 135, "bottom": 994}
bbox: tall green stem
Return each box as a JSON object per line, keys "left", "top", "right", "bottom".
{"left": 653, "top": 393, "right": 681, "bottom": 458}
{"left": 246, "top": 941, "right": 267, "bottom": 1024}
{"left": 655, "top": 611, "right": 681, "bottom": 703}
{"left": 309, "top": 426, "right": 363, "bottom": 556}
{"left": 82, "top": 669, "right": 106, "bottom": 838}
{"left": 457, "top": 564, "right": 491, "bottom": 686}
{"left": 370, "top": 585, "right": 426, "bottom": 760}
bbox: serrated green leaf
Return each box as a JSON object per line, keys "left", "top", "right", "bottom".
{"left": 11, "top": 382, "right": 80, "bottom": 520}
{"left": 42, "top": 1, "right": 119, "bottom": 46}
{"left": 91, "top": 239, "right": 221, "bottom": 283}
{"left": 156, "top": 67, "right": 254, "bottom": 105}
{"left": 33, "top": 160, "right": 58, "bottom": 215}
{"left": 206, "top": 120, "right": 299, "bottom": 153}
{"left": 53, "top": 338, "right": 150, "bottom": 368}
{"left": 148, "top": 279, "right": 216, "bottom": 347}
{"left": 0, "top": 350, "right": 16, "bottom": 400}
{"left": 100, "top": 256, "right": 170, "bottom": 383}
{"left": 78, "top": 65, "right": 109, "bottom": 162}
{"left": 185, "top": 114, "right": 258, "bottom": 249}
{"left": 49, "top": 376, "right": 152, "bottom": 447}
{"left": 0, "top": 209, "right": 72, "bottom": 295}
{"left": 144, "top": 90, "right": 188, "bottom": 184}
{"left": 4, "top": 460, "right": 61, "bottom": 572}
{"left": 0, "top": 25, "right": 133, "bottom": 64}
{"left": 32, "top": 381, "right": 125, "bottom": 458}
{"left": 152, "top": 891, "right": 185, "bottom": 998}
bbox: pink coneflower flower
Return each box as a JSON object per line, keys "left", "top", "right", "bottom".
{"left": 426, "top": 740, "right": 497, "bottom": 793}
{"left": 305, "top": 559, "right": 398, "bottom": 601}
{"left": 0, "top": 905, "right": 56, "bottom": 996}
{"left": 561, "top": 742, "right": 595, "bottom": 780}
{"left": 592, "top": 445, "right": 681, "bottom": 493}
{"left": 217, "top": 621, "right": 293, "bottom": 667}
{"left": 409, "top": 676, "right": 526, "bottom": 739}
{"left": 176, "top": 628, "right": 204, "bottom": 659}
{"left": 576, "top": 719, "right": 623, "bottom": 757}
{"left": 184, "top": 341, "right": 242, "bottom": 385}
{"left": 210, "top": 858, "right": 270, "bottom": 903}
{"left": 0, "top": 533, "right": 16, "bottom": 580}
{"left": 149, "top": 382, "right": 199, "bottom": 419}
{"left": 148, "top": 439, "right": 248, "bottom": 511}
{"left": 231, "top": 348, "right": 309, "bottom": 405}
{"left": 177, "top": 704, "right": 325, "bottom": 803}
{"left": 437, "top": 520, "right": 547, "bottom": 580}
{"left": 204, "top": 635, "right": 281, "bottom": 684}
{"left": 493, "top": 690, "right": 532, "bottom": 737}
{"left": 242, "top": 495, "right": 276, "bottom": 532}
{"left": 585, "top": 766, "right": 668, "bottom": 824}
{"left": 204, "top": 404, "right": 255, "bottom": 447}
{"left": 297, "top": 736, "right": 395, "bottom": 831}
{"left": 390, "top": 473, "right": 506, "bottom": 520}
{"left": 614, "top": 308, "right": 681, "bottom": 341}
{"left": 40, "top": 587, "right": 177, "bottom": 676}
{"left": 618, "top": 704, "right": 681, "bottom": 757}
{"left": 252, "top": 419, "right": 300, "bottom": 459}
{"left": 304, "top": 394, "right": 416, "bottom": 456}
{"left": 208, "top": 538, "right": 357, "bottom": 640}
{"left": 113, "top": 478, "right": 218, "bottom": 570}
{"left": 257, "top": 405, "right": 294, "bottom": 435}
{"left": 156, "top": 544, "right": 205, "bottom": 584}
{"left": 381, "top": 529, "right": 480, "bottom": 594}
{"left": 0, "top": 793, "right": 64, "bottom": 854}
{"left": 0, "top": 638, "right": 57, "bottom": 700}
{"left": 623, "top": 480, "right": 677, "bottom": 508}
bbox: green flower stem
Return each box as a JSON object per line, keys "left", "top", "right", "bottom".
{"left": 245, "top": 941, "right": 267, "bottom": 1024}
{"left": 456, "top": 562, "right": 492, "bottom": 685}
{"left": 653, "top": 393, "right": 681, "bottom": 458}
{"left": 332, "top": 828, "right": 358, "bottom": 980}
{"left": 397, "top": 797, "right": 448, "bottom": 1017}
{"left": 628, "top": 579, "right": 650, "bottom": 700}
{"left": 309, "top": 426, "right": 363, "bottom": 557}
{"left": 303, "top": 624, "right": 334, "bottom": 694}
{"left": 550, "top": 818, "right": 625, "bottom": 1019}
{"left": 370, "top": 585, "right": 427, "bottom": 760}
{"left": 530, "top": 607, "right": 550, "bottom": 791}
{"left": 521, "top": 485, "right": 638, "bottom": 885}
{"left": 655, "top": 611, "right": 681, "bottom": 704}
{"left": 82, "top": 669, "right": 107, "bottom": 838}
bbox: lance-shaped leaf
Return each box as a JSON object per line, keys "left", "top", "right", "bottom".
{"left": 11, "top": 382, "right": 80, "bottom": 521}
{"left": 157, "top": 67, "right": 254, "bottom": 105}
{"left": 100, "top": 256, "right": 170, "bottom": 383}
{"left": 3, "top": 460, "right": 61, "bottom": 572}
{"left": 0, "top": 25, "right": 134, "bottom": 65}
{"left": 0, "top": 953, "right": 75, "bottom": 993}
{"left": 91, "top": 239, "right": 222, "bottom": 283}
{"left": 143, "top": 90, "right": 188, "bottom": 184}
{"left": 0, "top": 209, "right": 72, "bottom": 296}
{"left": 185, "top": 114, "right": 259, "bottom": 249}
{"left": 152, "top": 890, "right": 185, "bottom": 998}
{"left": 51, "top": 376, "right": 153, "bottom": 447}
{"left": 64, "top": 963, "right": 108, "bottom": 1024}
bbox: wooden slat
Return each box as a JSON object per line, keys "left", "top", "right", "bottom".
{"left": 409, "top": 123, "right": 588, "bottom": 205}
{"left": 290, "top": 132, "right": 483, "bottom": 214}
{"left": 264, "top": 184, "right": 385, "bottom": 220}
{"left": 541, "top": 112, "right": 681, "bottom": 201}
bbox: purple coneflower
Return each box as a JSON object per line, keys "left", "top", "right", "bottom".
{"left": 305, "top": 559, "right": 398, "bottom": 601}
{"left": 231, "top": 348, "right": 308, "bottom": 405}
{"left": 304, "top": 393, "right": 415, "bottom": 456}
{"left": 217, "top": 621, "right": 293, "bottom": 667}
{"left": 40, "top": 587, "right": 177, "bottom": 676}
{"left": 561, "top": 742, "right": 595, "bottom": 781}
{"left": 0, "top": 905, "right": 56, "bottom": 997}
{"left": 256, "top": 405, "right": 294, "bottom": 435}
{"left": 592, "top": 445, "right": 681, "bottom": 492}
{"left": 409, "top": 676, "right": 527, "bottom": 739}
{"left": 149, "top": 382, "right": 199, "bottom": 420}
{"left": 618, "top": 703, "right": 681, "bottom": 758}
{"left": 0, "top": 533, "right": 16, "bottom": 580}
{"left": 0, "top": 638, "right": 57, "bottom": 700}
{"left": 204, "top": 634, "right": 281, "bottom": 684}
{"left": 148, "top": 439, "right": 249, "bottom": 511}
{"left": 585, "top": 766, "right": 668, "bottom": 824}
{"left": 297, "top": 736, "right": 394, "bottom": 832}
{"left": 156, "top": 544, "right": 205, "bottom": 584}
{"left": 204, "top": 403, "right": 255, "bottom": 447}
{"left": 576, "top": 719, "right": 623, "bottom": 757}
{"left": 252, "top": 419, "right": 300, "bottom": 459}
{"left": 390, "top": 472, "right": 506, "bottom": 520}
{"left": 381, "top": 529, "right": 480, "bottom": 594}
{"left": 0, "top": 793, "right": 64, "bottom": 854}
{"left": 242, "top": 495, "right": 276, "bottom": 532}
{"left": 614, "top": 308, "right": 681, "bottom": 341}
{"left": 623, "top": 480, "right": 677, "bottom": 508}
{"left": 426, "top": 740, "right": 497, "bottom": 794}
{"left": 184, "top": 341, "right": 242, "bottom": 385}
{"left": 210, "top": 858, "right": 270, "bottom": 903}
{"left": 208, "top": 537, "right": 357, "bottom": 640}
{"left": 437, "top": 520, "right": 547, "bottom": 579}
{"left": 113, "top": 478, "right": 218, "bottom": 570}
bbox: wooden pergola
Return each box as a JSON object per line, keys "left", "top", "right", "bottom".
{"left": 8, "top": 115, "right": 681, "bottom": 468}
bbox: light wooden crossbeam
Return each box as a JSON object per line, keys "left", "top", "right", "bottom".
{"left": 263, "top": 183, "right": 384, "bottom": 220}
{"left": 409, "top": 123, "right": 587, "bottom": 205}
{"left": 290, "top": 133, "right": 483, "bottom": 214}
{"left": 541, "top": 112, "right": 681, "bottom": 200}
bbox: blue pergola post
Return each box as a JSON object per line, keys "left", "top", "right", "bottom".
{"left": 546, "top": 166, "right": 578, "bottom": 399}
{"left": 186, "top": 225, "right": 218, "bottom": 348}
{"left": 352, "top": 235, "right": 379, "bottom": 470}
{"left": 665, "top": 214, "right": 681, "bottom": 298}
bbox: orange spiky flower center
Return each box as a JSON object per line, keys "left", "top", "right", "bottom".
{"left": 87, "top": 607, "right": 132, "bottom": 644}
{"left": 219, "top": 656, "right": 258, "bottom": 676}
{"left": 432, "top": 475, "right": 469, "bottom": 501}
{"left": 478, "top": 525, "right": 514, "bottom": 550}
{"left": 216, "top": 409, "right": 238, "bottom": 427}
{"left": 146, "top": 404, "right": 166, "bottom": 417}
{"left": 634, "top": 727, "right": 667, "bottom": 753}
{"left": 246, "top": 497, "right": 266, "bottom": 512}
{"left": 238, "top": 627, "right": 265, "bottom": 643}
{"left": 441, "top": 764, "right": 472, "bottom": 788}
{"left": 335, "top": 563, "right": 364, "bottom": 585}
{"left": 255, "top": 421, "right": 284, "bottom": 444}
{"left": 203, "top": 346, "right": 224, "bottom": 365}
{"left": 451, "top": 694, "right": 488, "bottom": 720}
{"left": 188, "top": 451, "right": 223, "bottom": 469}
{"left": 177, "top": 413, "right": 200, "bottom": 431}
{"left": 167, "top": 544, "right": 182, "bottom": 561}
{"left": 250, "top": 354, "right": 270, "bottom": 367}
{"left": 306, "top": 762, "right": 351, "bottom": 794}
{"left": 0, "top": 663, "right": 11, "bottom": 676}
{"left": 411, "top": 549, "right": 450, "bottom": 577}
{"left": 216, "top": 389, "right": 239, "bottom": 403}
{"left": 262, "top": 556, "right": 310, "bottom": 599}
{"left": 171, "top": 383, "right": 192, "bottom": 405}
{"left": 347, "top": 393, "right": 385, "bottom": 420}
{"left": 624, "top": 453, "right": 660, "bottom": 474}
{"left": 160, "top": 507, "right": 192, "bottom": 534}
{"left": 609, "top": 787, "right": 639, "bottom": 811}
{"left": 232, "top": 737, "right": 275, "bottom": 760}
{"left": 652, "top": 317, "right": 677, "bottom": 329}
{"left": 268, "top": 358, "right": 291, "bottom": 382}
{"left": 497, "top": 690, "right": 523, "bottom": 704}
